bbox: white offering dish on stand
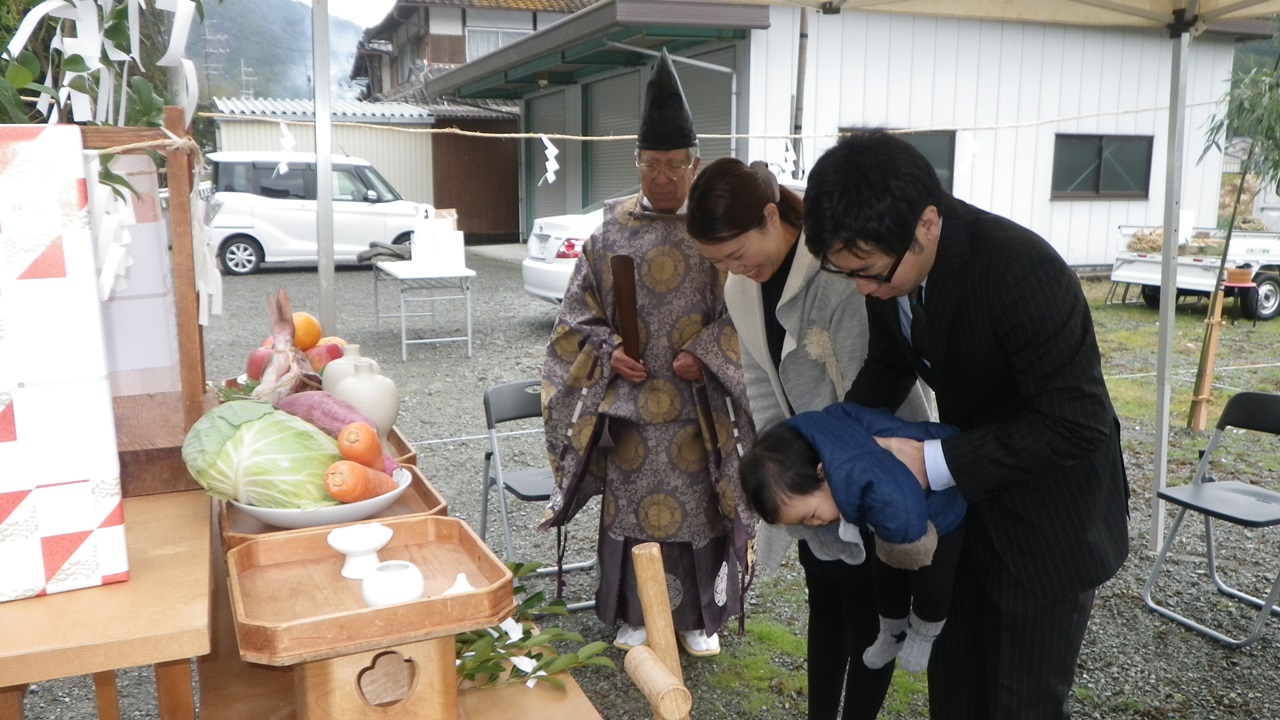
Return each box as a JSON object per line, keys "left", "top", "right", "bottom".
{"left": 326, "top": 522, "right": 394, "bottom": 580}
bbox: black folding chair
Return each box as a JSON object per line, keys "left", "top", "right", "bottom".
{"left": 481, "top": 379, "right": 595, "bottom": 611}
{"left": 1142, "top": 391, "right": 1280, "bottom": 648}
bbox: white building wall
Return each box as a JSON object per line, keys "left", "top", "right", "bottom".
{"left": 752, "top": 6, "right": 1232, "bottom": 267}
{"left": 745, "top": 7, "right": 801, "bottom": 167}
{"left": 215, "top": 120, "right": 435, "bottom": 204}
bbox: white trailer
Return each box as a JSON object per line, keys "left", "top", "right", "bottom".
{"left": 1108, "top": 227, "right": 1280, "bottom": 321}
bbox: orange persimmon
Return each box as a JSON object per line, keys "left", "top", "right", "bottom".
{"left": 325, "top": 460, "right": 397, "bottom": 503}
{"left": 292, "top": 311, "right": 322, "bottom": 351}
{"left": 336, "top": 421, "right": 383, "bottom": 469}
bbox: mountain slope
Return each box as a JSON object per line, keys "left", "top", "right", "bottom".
{"left": 187, "top": 0, "right": 364, "bottom": 100}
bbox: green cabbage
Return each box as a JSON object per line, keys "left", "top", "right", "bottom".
{"left": 182, "top": 400, "right": 341, "bottom": 509}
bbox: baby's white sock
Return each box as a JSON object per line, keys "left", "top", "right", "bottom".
{"left": 862, "top": 615, "right": 909, "bottom": 669}
{"left": 897, "top": 613, "right": 946, "bottom": 673}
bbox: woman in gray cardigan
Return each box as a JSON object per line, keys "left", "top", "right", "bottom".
{"left": 687, "top": 158, "right": 930, "bottom": 720}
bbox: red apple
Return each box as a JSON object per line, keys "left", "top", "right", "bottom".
{"left": 260, "top": 335, "right": 273, "bottom": 348}
{"left": 305, "top": 343, "right": 344, "bottom": 374}
{"left": 245, "top": 347, "right": 273, "bottom": 381}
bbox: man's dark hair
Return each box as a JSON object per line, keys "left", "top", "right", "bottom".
{"left": 803, "top": 129, "right": 948, "bottom": 260}
{"left": 740, "top": 423, "right": 822, "bottom": 524}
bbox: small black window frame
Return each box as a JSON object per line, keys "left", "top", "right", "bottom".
{"left": 1051, "top": 133, "right": 1153, "bottom": 200}
{"left": 835, "top": 127, "right": 956, "bottom": 194}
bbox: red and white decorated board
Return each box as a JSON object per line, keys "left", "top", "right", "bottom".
{"left": 0, "top": 125, "right": 128, "bottom": 603}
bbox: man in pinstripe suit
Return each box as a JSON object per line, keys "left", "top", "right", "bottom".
{"left": 802, "top": 130, "right": 1130, "bottom": 719}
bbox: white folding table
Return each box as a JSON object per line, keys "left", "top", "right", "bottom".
{"left": 372, "top": 259, "right": 475, "bottom": 361}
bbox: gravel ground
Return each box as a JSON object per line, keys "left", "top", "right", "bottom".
{"left": 22, "top": 246, "right": 1280, "bottom": 719}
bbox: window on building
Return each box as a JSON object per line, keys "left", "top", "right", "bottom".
{"left": 900, "top": 131, "right": 955, "bottom": 194}
{"left": 1052, "top": 134, "right": 1152, "bottom": 198}
{"left": 466, "top": 27, "right": 532, "bottom": 61}
{"left": 398, "top": 46, "right": 415, "bottom": 84}
{"left": 836, "top": 128, "right": 955, "bottom": 193}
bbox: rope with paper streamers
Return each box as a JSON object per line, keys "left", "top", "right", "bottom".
{"left": 198, "top": 99, "right": 1223, "bottom": 143}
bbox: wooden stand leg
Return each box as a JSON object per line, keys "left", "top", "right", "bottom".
{"left": 92, "top": 672, "right": 120, "bottom": 720}
{"left": 294, "top": 637, "right": 457, "bottom": 719}
{"left": 0, "top": 684, "right": 26, "bottom": 720}
{"left": 154, "top": 659, "right": 196, "bottom": 720}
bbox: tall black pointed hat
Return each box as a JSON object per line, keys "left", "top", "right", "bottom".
{"left": 637, "top": 48, "right": 697, "bottom": 151}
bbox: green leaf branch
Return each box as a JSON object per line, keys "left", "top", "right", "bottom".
{"left": 455, "top": 561, "right": 616, "bottom": 691}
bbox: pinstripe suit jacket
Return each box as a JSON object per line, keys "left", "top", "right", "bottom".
{"left": 845, "top": 198, "right": 1130, "bottom": 598}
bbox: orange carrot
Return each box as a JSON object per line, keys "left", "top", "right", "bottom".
{"left": 337, "top": 422, "right": 383, "bottom": 469}
{"left": 325, "top": 460, "right": 397, "bottom": 503}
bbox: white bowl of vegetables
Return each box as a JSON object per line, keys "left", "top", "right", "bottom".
{"left": 229, "top": 467, "right": 412, "bottom": 529}
{"left": 183, "top": 396, "right": 413, "bottom": 530}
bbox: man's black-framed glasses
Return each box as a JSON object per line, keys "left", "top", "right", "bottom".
{"left": 637, "top": 158, "right": 693, "bottom": 180}
{"left": 820, "top": 246, "right": 906, "bottom": 283}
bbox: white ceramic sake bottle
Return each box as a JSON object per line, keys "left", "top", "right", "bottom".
{"left": 331, "top": 359, "right": 399, "bottom": 446}
{"left": 322, "top": 344, "right": 382, "bottom": 394}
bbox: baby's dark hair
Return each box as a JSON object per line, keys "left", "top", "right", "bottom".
{"left": 740, "top": 422, "right": 822, "bottom": 524}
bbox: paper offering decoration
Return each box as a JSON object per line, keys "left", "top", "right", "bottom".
{"left": 0, "top": 125, "right": 128, "bottom": 603}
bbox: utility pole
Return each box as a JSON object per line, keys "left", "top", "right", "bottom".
{"left": 201, "top": 19, "right": 229, "bottom": 102}
{"left": 239, "top": 59, "right": 257, "bottom": 99}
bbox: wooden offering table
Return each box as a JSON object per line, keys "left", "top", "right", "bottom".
{"left": 200, "top": 512, "right": 603, "bottom": 720}
{"left": 0, "top": 491, "right": 212, "bottom": 720}
{"left": 224, "top": 515, "right": 517, "bottom": 719}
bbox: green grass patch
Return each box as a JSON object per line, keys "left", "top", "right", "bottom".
{"left": 706, "top": 613, "right": 930, "bottom": 717}
{"left": 705, "top": 617, "right": 809, "bottom": 715}
{"left": 883, "top": 669, "right": 930, "bottom": 714}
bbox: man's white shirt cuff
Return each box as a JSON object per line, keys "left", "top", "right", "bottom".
{"left": 924, "top": 438, "right": 955, "bottom": 491}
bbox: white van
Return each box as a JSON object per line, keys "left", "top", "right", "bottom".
{"left": 205, "top": 151, "right": 429, "bottom": 275}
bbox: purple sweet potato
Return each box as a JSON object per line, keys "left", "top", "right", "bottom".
{"left": 276, "top": 391, "right": 401, "bottom": 475}
{"left": 275, "top": 391, "right": 374, "bottom": 437}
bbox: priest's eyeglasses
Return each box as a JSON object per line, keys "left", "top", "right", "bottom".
{"left": 820, "top": 246, "right": 907, "bottom": 284}
{"left": 637, "top": 159, "right": 693, "bottom": 180}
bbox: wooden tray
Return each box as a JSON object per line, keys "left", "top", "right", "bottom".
{"left": 385, "top": 424, "right": 417, "bottom": 466}
{"left": 218, "top": 464, "right": 447, "bottom": 551}
{"left": 227, "top": 515, "right": 515, "bottom": 666}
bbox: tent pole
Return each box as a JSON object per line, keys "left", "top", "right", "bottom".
{"left": 313, "top": 0, "right": 336, "bottom": 333}
{"left": 1151, "top": 13, "right": 1193, "bottom": 552}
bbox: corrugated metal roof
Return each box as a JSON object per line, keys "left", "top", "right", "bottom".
{"left": 410, "top": 97, "right": 519, "bottom": 120}
{"left": 211, "top": 97, "right": 436, "bottom": 124}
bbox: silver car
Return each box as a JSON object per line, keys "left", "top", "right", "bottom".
{"left": 521, "top": 207, "right": 605, "bottom": 303}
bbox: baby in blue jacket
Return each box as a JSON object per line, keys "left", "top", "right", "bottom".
{"left": 742, "top": 402, "right": 967, "bottom": 672}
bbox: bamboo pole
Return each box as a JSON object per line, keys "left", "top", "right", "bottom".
{"left": 628, "top": 543, "right": 690, "bottom": 720}
{"left": 631, "top": 543, "right": 681, "bottom": 683}
{"left": 1187, "top": 289, "right": 1225, "bottom": 430}
{"left": 625, "top": 646, "right": 692, "bottom": 720}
